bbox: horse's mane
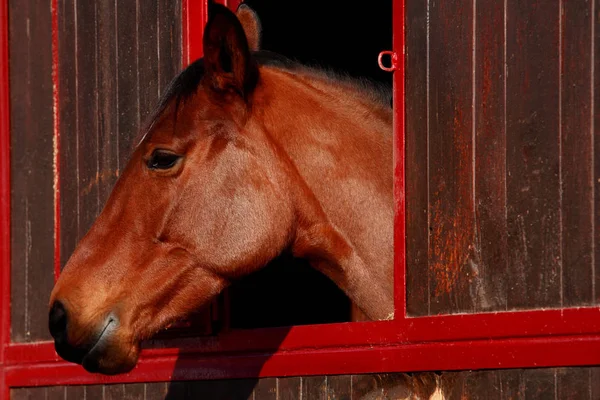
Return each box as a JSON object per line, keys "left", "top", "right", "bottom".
{"left": 141, "top": 50, "right": 392, "bottom": 142}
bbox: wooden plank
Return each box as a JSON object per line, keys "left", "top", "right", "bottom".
{"left": 277, "top": 377, "right": 301, "bottom": 400}
{"left": 253, "top": 377, "right": 277, "bottom": 400}
{"left": 404, "top": 0, "right": 429, "bottom": 317}
{"left": 96, "top": 0, "right": 119, "bottom": 206}
{"left": 58, "top": 0, "right": 79, "bottom": 268}
{"left": 165, "top": 380, "right": 255, "bottom": 399}
{"left": 302, "top": 376, "right": 326, "bottom": 400}
{"left": 427, "top": 0, "right": 475, "bottom": 314}
{"left": 591, "top": 368, "right": 600, "bottom": 399}
{"left": 325, "top": 375, "right": 351, "bottom": 400}
{"left": 116, "top": 1, "right": 140, "bottom": 167}
{"left": 10, "top": 388, "right": 47, "bottom": 400}
{"left": 506, "top": 0, "right": 561, "bottom": 309}
{"left": 523, "top": 369, "right": 556, "bottom": 400}
{"left": 473, "top": 0, "right": 508, "bottom": 312}
{"left": 122, "top": 383, "right": 145, "bottom": 400}
{"left": 138, "top": 0, "right": 159, "bottom": 127}
{"left": 561, "top": 0, "right": 594, "bottom": 307}
{"left": 463, "top": 371, "right": 501, "bottom": 400}
{"left": 8, "top": 0, "right": 31, "bottom": 344}
{"left": 10, "top": 0, "right": 55, "bottom": 342}
{"left": 506, "top": 0, "right": 561, "bottom": 310}
{"left": 104, "top": 384, "right": 125, "bottom": 400}
{"left": 144, "top": 382, "right": 168, "bottom": 400}
{"left": 157, "top": 0, "right": 182, "bottom": 92}
{"left": 557, "top": 368, "right": 591, "bottom": 400}
{"left": 594, "top": 0, "right": 600, "bottom": 305}
{"left": 65, "top": 386, "right": 86, "bottom": 400}
{"left": 499, "top": 369, "right": 524, "bottom": 400}
{"left": 75, "top": 0, "right": 100, "bottom": 240}
{"left": 46, "top": 386, "right": 66, "bottom": 400}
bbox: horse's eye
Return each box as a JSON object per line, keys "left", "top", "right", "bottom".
{"left": 148, "top": 150, "right": 181, "bottom": 170}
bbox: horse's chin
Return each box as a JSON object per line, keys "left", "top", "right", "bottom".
{"left": 80, "top": 332, "right": 141, "bottom": 375}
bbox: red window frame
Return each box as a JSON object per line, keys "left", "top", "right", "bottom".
{"left": 1, "top": 0, "right": 600, "bottom": 392}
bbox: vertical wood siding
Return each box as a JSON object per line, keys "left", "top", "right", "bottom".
{"left": 10, "top": 368, "right": 600, "bottom": 399}
{"left": 9, "top": 0, "right": 181, "bottom": 342}
{"left": 405, "top": 0, "right": 599, "bottom": 315}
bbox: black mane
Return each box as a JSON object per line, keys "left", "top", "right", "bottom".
{"left": 142, "top": 50, "right": 392, "bottom": 138}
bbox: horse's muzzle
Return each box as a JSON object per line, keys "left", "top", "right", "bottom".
{"left": 48, "top": 300, "right": 116, "bottom": 370}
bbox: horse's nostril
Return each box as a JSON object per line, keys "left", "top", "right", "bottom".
{"left": 49, "top": 300, "right": 68, "bottom": 339}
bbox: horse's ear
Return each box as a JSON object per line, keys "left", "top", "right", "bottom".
{"left": 236, "top": 4, "right": 261, "bottom": 51}
{"left": 203, "top": 2, "right": 258, "bottom": 100}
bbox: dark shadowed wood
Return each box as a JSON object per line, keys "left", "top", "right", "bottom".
{"left": 253, "top": 377, "right": 277, "bottom": 399}
{"left": 303, "top": 376, "right": 326, "bottom": 400}
{"left": 404, "top": 0, "right": 429, "bottom": 317}
{"left": 557, "top": 368, "right": 591, "bottom": 400}
{"left": 58, "top": 0, "right": 79, "bottom": 268}
{"left": 561, "top": 0, "right": 594, "bottom": 307}
{"left": 474, "top": 0, "right": 508, "bottom": 312}
{"left": 506, "top": 0, "right": 561, "bottom": 309}
{"left": 9, "top": 0, "right": 55, "bottom": 342}
{"left": 96, "top": 0, "right": 120, "bottom": 207}
{"left": 277, "top": 377, "right": 301, "bottom": 400}
{"left": 75, "top": 0, "right": 101, "bottom": 241}
{"left": 427, "top": 0, "right": 475, "bottom": 314}
{"left": 325, "top": 375, "right": 351, "bottom": 400}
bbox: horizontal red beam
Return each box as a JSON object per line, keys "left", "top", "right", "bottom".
{"left": 6, "top": 334, "right": 600, "bottom": 387}
{"left": 7, "top": 306, "right": 600, "bottom": 366}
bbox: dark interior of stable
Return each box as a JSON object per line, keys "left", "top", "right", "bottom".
{"left": 224, "top": 0, "right": 394, "bottom": 330}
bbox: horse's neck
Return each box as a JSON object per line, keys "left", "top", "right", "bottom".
{"left": 258, "top": 69, "right": 395, "bottom": 320}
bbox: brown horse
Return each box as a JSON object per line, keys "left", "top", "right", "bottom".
{"left": 48, "top": 3, "right": 394, "bottom": 375}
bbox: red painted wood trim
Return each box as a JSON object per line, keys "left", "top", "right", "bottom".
{"left": 5, "top": 334, "right": 600, "bottom": 387}
{"left": 393, "top": 0, "right": 407, "bottom": 319}
{"left": 182, "top": 0, "right": 208, "bottom": 66}
{"left": 5, "top": 307, "right": 600, "bottom": 367}
{"left": 0, "top": 0, "right": 10, "bottom": 367}
{"left": 52, "top": 0, "right": 60, "bottom": 284}
{"left": 0, "top": 0, "right": 10, "bottom": 396}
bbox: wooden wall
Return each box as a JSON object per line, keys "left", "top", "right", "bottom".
{"left": 9, "top": 0, "right": 181, "bottom": 342}
{"left": 7, "top": 0, "right": 600, "bottom": 398}
{"left": 405, "top": 0, "right": 599, "bottom": 315}
{"left": 10, "top": 368, "right": 600, "bottom": 399}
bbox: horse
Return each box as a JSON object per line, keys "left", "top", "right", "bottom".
{"left": 48, "top": 2, "right": 394, "bottom": 375}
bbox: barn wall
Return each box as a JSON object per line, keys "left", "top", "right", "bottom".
{"left": 10, "top": 368, "right": 600, "bottom": 399}
{"left": 9, "top": 0, "right": 55, "bottom": 343}
{"left": 405, "top": 0, "right": 599, "bottom": 315}
{"left": 9, "top": 0, "right": 182, "bottom": 342}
